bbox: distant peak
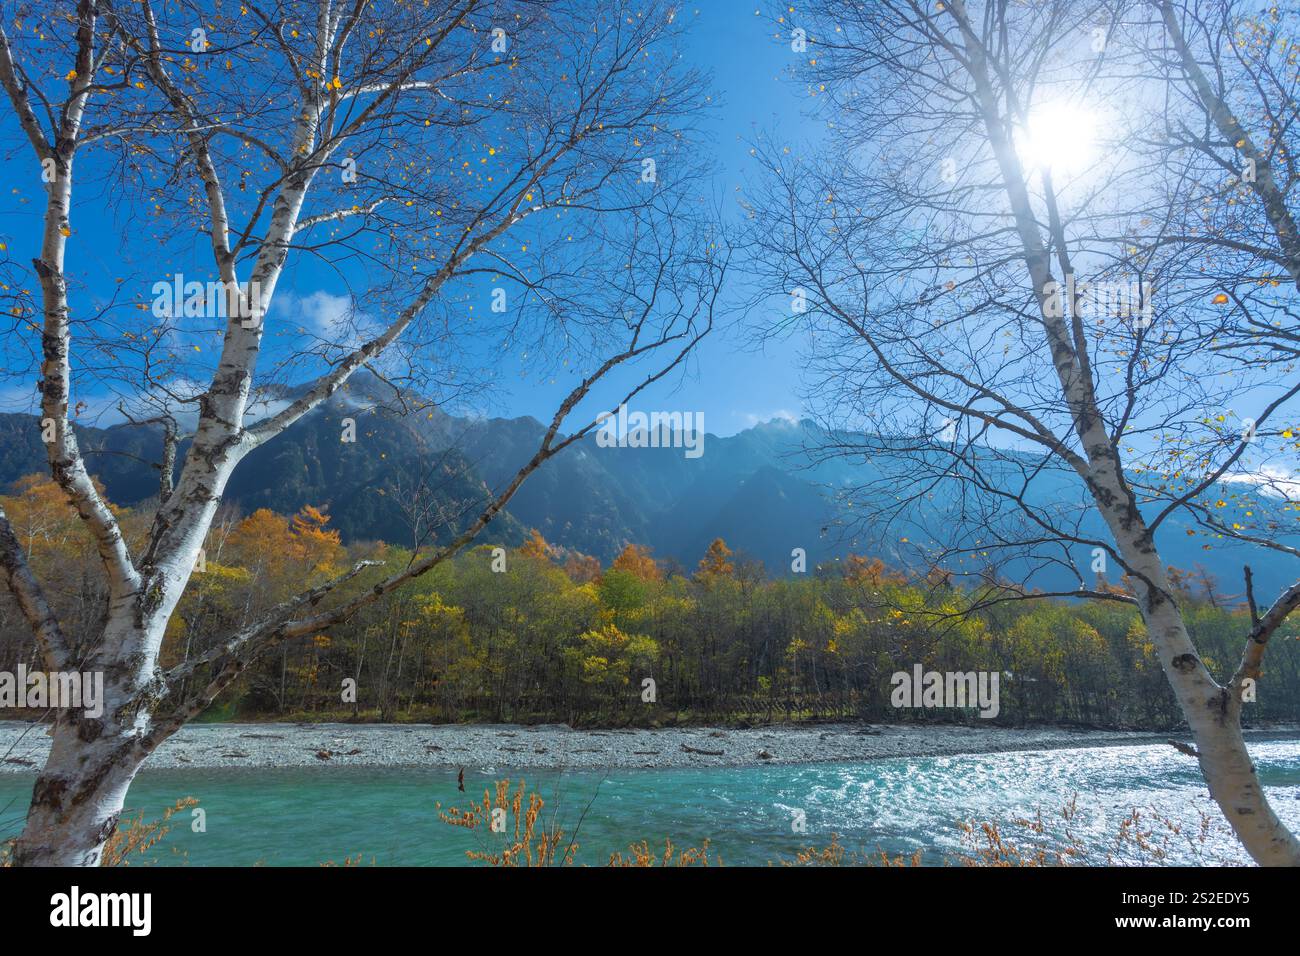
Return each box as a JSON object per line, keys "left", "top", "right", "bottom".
{"left": 746, "top": 415, "right": 817, "bottom": 434}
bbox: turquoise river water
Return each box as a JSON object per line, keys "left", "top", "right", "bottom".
{"left": 2, "top": 740, "right": 1298, "bottom": 865}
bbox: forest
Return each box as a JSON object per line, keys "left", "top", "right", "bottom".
{"left": 3, "top": 474, "right": 1295, "bottom": 729}
{"left": 3, "top": 0, "right": 1299, "bottom": 871}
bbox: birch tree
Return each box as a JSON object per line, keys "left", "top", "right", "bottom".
{"left": 747, "top": 0, "right": 1300, "bottom": 863}
{"left": 0, "top": 0, "right": 722, "bottom": 865}
{"left": 1149, "top": 0, "right": 1300, "bottom": 288}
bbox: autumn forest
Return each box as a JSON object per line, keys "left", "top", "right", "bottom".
{"left": 3, "top": 474, "right": 1296, "bottom": 728}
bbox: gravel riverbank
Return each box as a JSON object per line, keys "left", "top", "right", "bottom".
{"left": 3, "top": 720, "right": 1298, "bottom": 773}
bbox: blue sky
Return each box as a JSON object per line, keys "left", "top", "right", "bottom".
{"left": 473, "top": 3, "right": 819, "bottom": 436}
{"left": 0, "top": 1, "right": 816, "bottom": 438}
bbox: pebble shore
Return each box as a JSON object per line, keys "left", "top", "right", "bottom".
{"left": 4, "top": 720, "right": 1297, "bottom": 773}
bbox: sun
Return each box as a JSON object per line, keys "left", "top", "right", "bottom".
{"left": 1015, "top": 101, "right": 1099, "bottom": 176}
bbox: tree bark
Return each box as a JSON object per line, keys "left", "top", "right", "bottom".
{"left": 0, "top": 0, "right": 718, "bottom": 867}
{"left": 947, "top": 0, "right": 1300, "bottom": 865}
{"left": 1108, "top": 516, "right": 1300, "bottom": 865}
{"left": 13, "top": 678, "right": 150, "bottom": 866}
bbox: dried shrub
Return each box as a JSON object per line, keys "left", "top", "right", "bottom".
{"left": 101, "top": 797, "right": 198, "bottom": 867}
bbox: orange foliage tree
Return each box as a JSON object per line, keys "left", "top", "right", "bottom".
{"left": 609, "top": 543, "right": 662, "bottom": 582}
{"left": 696, "top": 538, "right": 734, "bottom": 579}
{"left": 518, "top": 529, "right": 552, "bottom": 562}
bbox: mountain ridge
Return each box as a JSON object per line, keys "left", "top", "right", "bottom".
{"left": 0, "top": 379, "right": 1294, "bottom": 596}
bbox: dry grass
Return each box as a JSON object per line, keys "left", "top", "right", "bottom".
{"left": 436, "top": 779, "right": 1231, "bottom": 867}
{"left": 780, "top": 836, "right": 923, "bottom": 867}
{"left": 952, "top": 793, "right": 1228, "bottom": 866}
{"left": 101, "top": 797, "right": 199, "bottom": 866}
{"left": 436, "top": 777, "right": 720, "bottom": 866}
{"left": 437, "top": 778, "right": 579, "bottom": 866}
{"left": 1, "top": 796, "right": 198, "bottom": 867}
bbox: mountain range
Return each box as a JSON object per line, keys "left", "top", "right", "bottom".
{"left": 1, "top": 373, "right": 1294, "bottom": 599}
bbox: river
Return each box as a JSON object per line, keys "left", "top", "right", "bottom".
{"left": 3, "top": 739, "right": 1298, "bottom": 865}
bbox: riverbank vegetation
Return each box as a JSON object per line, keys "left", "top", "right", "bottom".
{"left": 2, "top": 477, "right": 1297, "bottom": 729}
{"left": 432, "top": 778, "right": 1226, "bottom": 867}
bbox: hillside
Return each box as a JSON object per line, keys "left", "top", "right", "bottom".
{"left": 2, "top": 375, "right": 1295, "bottom": 596}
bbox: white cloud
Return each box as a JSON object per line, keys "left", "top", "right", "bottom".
{"left": 1223, "top": 466, "right": 1300, "bottom": 501}
{"left": 277, "top": 290, "right": 358, "bottom": 338}
{"left": 272, "top": 290, "right": 384, "bottom": 357}
{"left": 740, "top": 409, "right": 801, "bottom": 428}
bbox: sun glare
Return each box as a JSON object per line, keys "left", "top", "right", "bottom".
{"left": 1016, "top": 103, "right": 1099, "bottom": 176}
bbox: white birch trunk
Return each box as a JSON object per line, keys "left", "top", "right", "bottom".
{"left": 13, "top": 643, "right": 154, "bottom": 866}
{"left": 0, "top": 0, "right": 716, "bottom": 867}
{"left": 947, "top": 0, "right": 1300, "bottom": 865}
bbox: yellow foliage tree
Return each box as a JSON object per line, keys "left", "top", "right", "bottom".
{"left": 696, "top": 537, "right": 734, "bottom": 579}
{"left": 609, "top": 543, "right": 661, "bottom": 582}
{"left": 289, "top": 504, "right": 342, "bottom": 568}
{"left": 518, "top": 528, "right": 552, "bottom": 561}
{"left": 844, "top": 554, "right": 893, "bottom": 586}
